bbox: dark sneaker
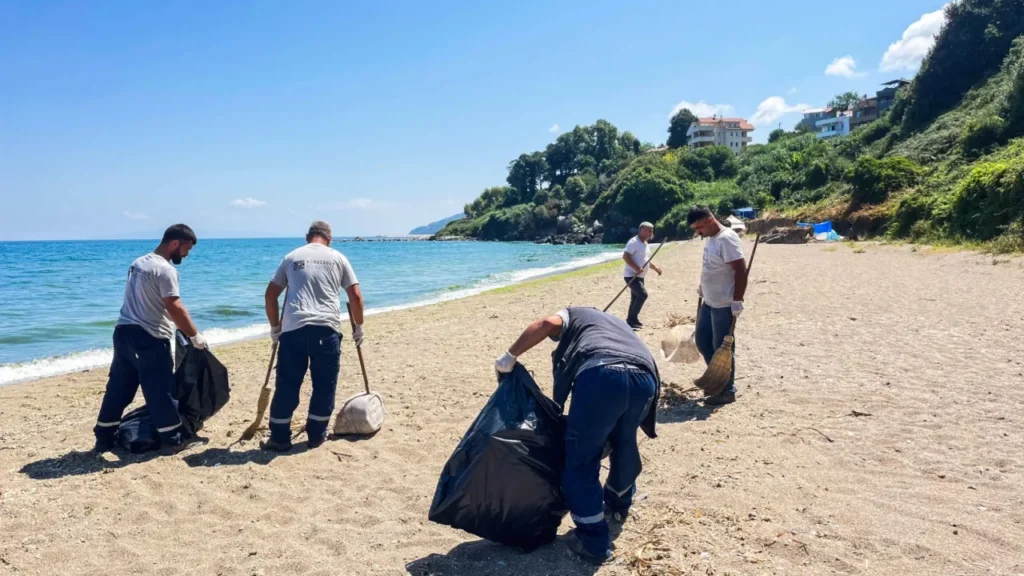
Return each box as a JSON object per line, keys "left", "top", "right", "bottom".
{"left": 160, "top": 435, "right": 206, "bottom": 455}
{"left": 93, "top": 438, "right": 115, "bottom": 454}
{"left": 306, "top": 434, "right": 327, "bottom": 450}
{"left": 605, "top": 506, "right": 629, "bottom": 524}
{"left": 259, "top": 439, "right": 293, "bottom": 452}
{"left": 567, "top": 532, "right": 612, "bottom": 565}
{"left": 628, "top": 323, "right": 642, "bottom": 331}
{"left": 704, "top": 390, "right": 736, "bottom": 406}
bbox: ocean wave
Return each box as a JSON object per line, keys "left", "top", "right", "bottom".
{"left": 0, "top": 249, "right": 622, "bottom": 386}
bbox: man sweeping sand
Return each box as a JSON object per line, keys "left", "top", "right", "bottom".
{"left": 262, "top": 221, "right": 365, "bottom": 450}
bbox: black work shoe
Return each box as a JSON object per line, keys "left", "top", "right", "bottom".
{"left": 161, "top": 435, "right": 206, "bottom": 455}
{"left": 704, "top": 390, "right": 736, "bottom": 406}
{"left": 93, "top": 438, "right": 115, "bottom": 454}
{"left": 567, "top": 532, "right": 612, "bottom": 565}
{"left": 628, "top": 323, "right": 642, "bottom": 331}
{"left": 259, "top": 439, "right": 293, "bottom": 452}
{"left": 605, "top": 506, "right": 629, "bottom": 524}
{"left": 307, "top": 434, "right": 327, "bottom": 449}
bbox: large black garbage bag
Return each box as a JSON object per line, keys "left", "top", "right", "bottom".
{"left": 116, "top": 330, "right": 231, "bottom": 453}
{"left": 428, "top": 363, "right": 567, "bottom": 550}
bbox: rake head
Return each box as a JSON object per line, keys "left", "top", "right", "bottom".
{"left": 693, "top": 334, "right": 734, "bottom": 397}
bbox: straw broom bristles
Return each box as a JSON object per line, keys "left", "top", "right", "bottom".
{"left": 693, "top": 323, "right": 735, "bottom": 396}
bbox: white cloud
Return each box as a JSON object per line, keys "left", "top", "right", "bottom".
{"left": 122, "top": 211, "right": 148, "bottom": 220}
{"left": 750, "top": 97, "right": 811, "bottom": 127}
{"left": 670, "top": 100, "right": 735, "bottom": 119}
{"left": 548, "top": 123, "right": 560, "bottom": 133}
{"left": 825, "top": 55, "right": 862, "bottom": 78}
{"left": 230, "top": 197, "right": 267, "bottom": 208}
{"left": 880, "top": 6, "right": 947, "bottom": 72}
{"left": 788, "top": 87, "right": 798, "bottom": 95}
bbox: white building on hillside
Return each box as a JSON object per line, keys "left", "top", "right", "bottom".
{"left": 687, "top": 116, "right": 754, "bottom": 155}
{"left": 816, "top": 112, "right": 851, "bottom": 139}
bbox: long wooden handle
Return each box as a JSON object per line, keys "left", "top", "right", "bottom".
{"left": 603, "top": 240, "right": 665, "bottom": 313}
{"left": 727, "top": 233, "right": 761, "bottom": 339}
{"left": 263, "top": 290, "right": 288, "bottom": 389}
{"left": 347, "top": 302, "right": 371, "bottom": 395}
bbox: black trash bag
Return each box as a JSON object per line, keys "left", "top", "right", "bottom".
{"left": 428, "top": 363, "right": 567, "bottom": 550}
{"left": 116, "top": 330, "right": 231, "bottom": 453}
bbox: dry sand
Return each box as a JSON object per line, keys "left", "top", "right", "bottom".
{"left": 2, "top": 241, "right": 1024, "bottom": 576}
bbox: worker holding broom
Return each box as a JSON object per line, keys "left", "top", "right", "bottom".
{"left": 495, "top": 307, "right": 660, "bottom": 565}
{"left": 261, "top": 221, "right": 365, "bottom": 451}
{"left": 687, "top": 206, "right": 747, "bottom": 406}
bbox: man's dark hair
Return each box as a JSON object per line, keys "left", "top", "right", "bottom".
{"left": 686, "top": 205, "right": 714, "bottom": 226}
{"left": 161, "top": 224, "right": 198, "bottom": 245}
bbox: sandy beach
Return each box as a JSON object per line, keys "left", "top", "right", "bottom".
{"left": 2, "top": 240, "right": 1023, "bottom": 576}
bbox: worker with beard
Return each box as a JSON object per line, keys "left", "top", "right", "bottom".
{"left": 93, "top": 224, "right": 208, "bottom": 453}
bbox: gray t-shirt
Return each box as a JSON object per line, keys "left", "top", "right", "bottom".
{"left": 271, "top": 243, "right": 359, "bottom": 334}
{"left": 116, "top": 253, "right": 180, "bottom": 340}
{"left": 700, "top": 227, "right": 745, "bottom": 308}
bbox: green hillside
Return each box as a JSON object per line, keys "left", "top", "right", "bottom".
{"left": 441, "top": 0, "right": 1024, "bottom": 252}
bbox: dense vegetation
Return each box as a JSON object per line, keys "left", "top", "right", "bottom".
{"left": 441, "top": 0, "right": 1024, "bottom": 252}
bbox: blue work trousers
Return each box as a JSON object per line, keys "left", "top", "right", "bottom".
{"left": 563, "top": 364, "right": 657, "bottom": 557}
{"left": 269, "top": 325, "right": 342, "bottom": 445}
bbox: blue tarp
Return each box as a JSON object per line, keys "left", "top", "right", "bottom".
{"left": 812, "top": 221, "right": 832, "bottom": 235}
{"left": 733, "top": 207, "right": 757, "bottom": 219}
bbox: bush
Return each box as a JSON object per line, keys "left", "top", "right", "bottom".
{"left": 988, "top": 220, "right": 1024, "bottom": 253}
{"left": 961, "top": 114, "right": 1005, "bottom": 157}
{"left": 951, "top": 159, "right": 1024, "bottom": 240}
{"left": 477, "top": 204, "right": 538, "bottom": 241}
{"left": 656, "top": 204, "right": 695, "bottom": 240}
{"left": 847, "top": 156, "right": 921, "bottom": 206}
{"left": 855, "top": 118, "right": 892, "bottom": 146}
{"left": 891, "top": 192, "right": 936, "bottom": 237}
{"left": 690, "top": 180, "right": 749, "bottom": 216}
{"left": 611, "top": 163, "right": 688, "bottom": 225}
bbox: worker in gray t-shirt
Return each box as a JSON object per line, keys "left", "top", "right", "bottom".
{"left": 262, "top": 220, "right": 365, "bottom": 451}
{"left": 94, "top": 224, "right": 207, "bottom": 453}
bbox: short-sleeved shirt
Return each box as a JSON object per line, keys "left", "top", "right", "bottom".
{"left": 623, "top": 236, "right": 650, "bottom": 278}
{"left": 700, "top": 227, "right": 745, "bottom": 308}
{"left": 271, "top": 243, "right": 359, "bottom": 334}
{"left": 116, "top": 253, "right": 180, "bottom": 340}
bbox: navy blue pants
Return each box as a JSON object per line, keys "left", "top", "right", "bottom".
{"left": 696, "top": 303, "right": 736, "bottom": 394}
{"left": 563, "top": 364, "right": 657, "bottom": 556}
{"left": 269, "top": 325, "right": 341, "bottom": 445}
{"left": 95, "top": 325, "right": 184, "bottom": 446}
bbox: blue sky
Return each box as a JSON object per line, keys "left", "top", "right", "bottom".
{"left": 0, "top": 0, "right": 947, "bottom": 240}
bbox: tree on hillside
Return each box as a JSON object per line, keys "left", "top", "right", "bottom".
{"left": 465, "top": 186, "right": 513, "bottom": 217}
{"left": 828, "top": 91, "right": 864, "bottom": 111}
{"left": 506, "top": 152, "right": 547, "bottom": 206}
{"left": 768, "top": 128, "right": 786, "bottom": 143}
{"left": 667, "top": 108, "right": 698, "bottom": 148}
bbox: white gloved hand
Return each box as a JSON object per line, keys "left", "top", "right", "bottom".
{"left": 353, "top": 324, "right": 364, "bottom": 347}
{"left": 190, "top": 333, "right": 208, "bottom": 350}
{"left": 495, "top": 351, "right": 517, "bottom": 374}
{"left": 731, "top": 301, "right": 744, "bottom": 317}
{"left": 270, "top": 324, "right": 282, "bottom": 344}
{"left": 698, "top": 285, "right": 704, "bottom": 299}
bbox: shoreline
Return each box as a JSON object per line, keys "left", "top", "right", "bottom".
{"left": 0, "top": 246, "right": 633, "bottom": 387}
{"left": 1, "top": 241, "right": 1022, "bottom": 575}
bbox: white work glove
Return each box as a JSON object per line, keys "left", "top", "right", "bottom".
{"left": 731, "top": 301, "right": 744, "bottom": 317}
{"left": 270, "top": 324, "right": 282, "bottom": 344}
{"left": 698, "top": 285, "right": 704, "bottom": 299}
{"left": 190, "top": 333, "right": 208, "bottom": 350}
{"left": 353, "top": 324, "right": 364, "bottom": 347}
{"left": 495, "top": 351, "right": 517, "bottom": 374}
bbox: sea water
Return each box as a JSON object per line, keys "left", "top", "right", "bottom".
{"left": 0, "top": 238, "right": 620, "bottom": 385}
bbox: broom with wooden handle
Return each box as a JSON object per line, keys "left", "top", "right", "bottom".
{"left": 693, "top": 233, "right": 760, "bottom": 397}
{"left": 238, "top": 291, "right": 287, "bottom": 442}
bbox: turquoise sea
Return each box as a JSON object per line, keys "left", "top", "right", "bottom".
{"left": 0, "top": 238, "right": 620, "bottom": 385}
